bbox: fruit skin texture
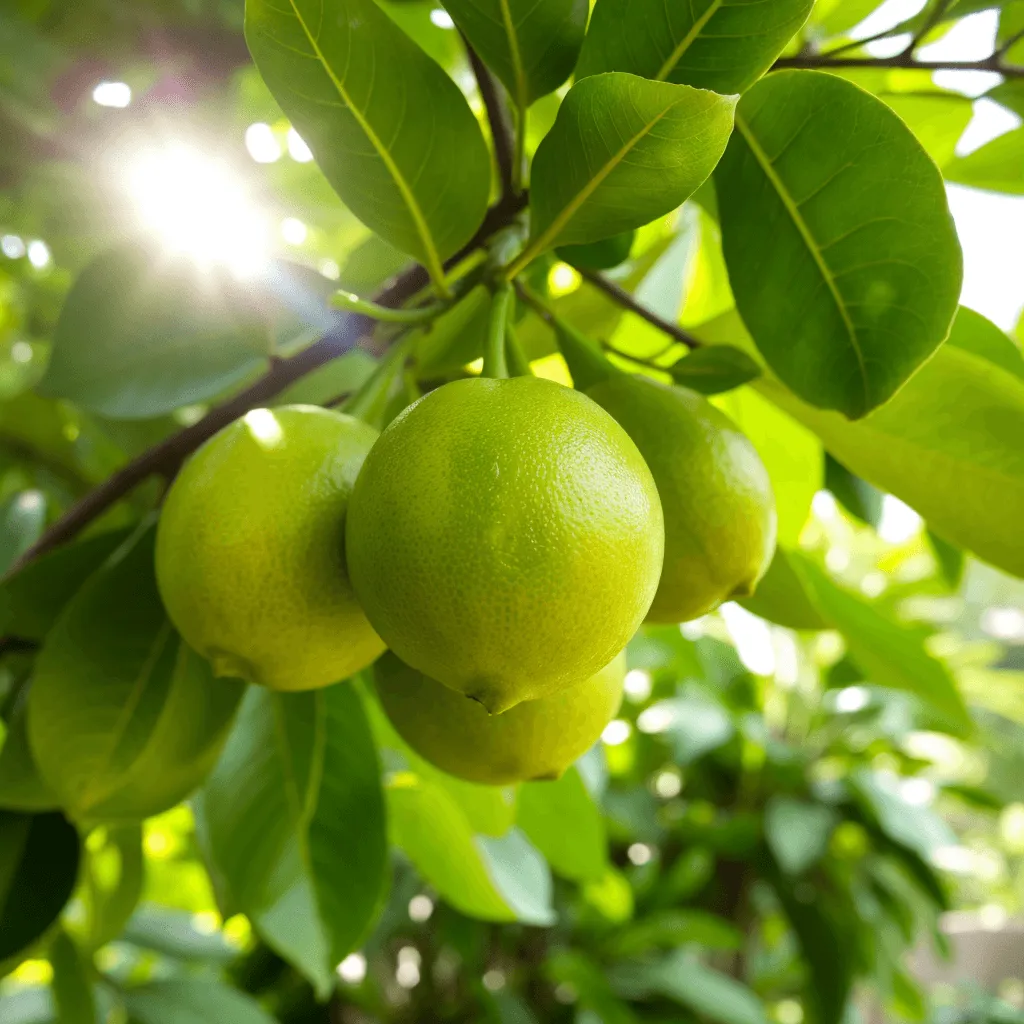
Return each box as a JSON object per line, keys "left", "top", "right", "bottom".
{"left": 586, "top": 374, "right": 777, "bottom": 623}
{"left": 155, "top": 405, "right": 385, "bottom": 691}
{"left": 375, "top": 649, "right": 626, "bottom": 785}
{"left": 346, "top": 376, "right": 663, "bottom": 713}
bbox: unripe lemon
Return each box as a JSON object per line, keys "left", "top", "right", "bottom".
{"left": 375, "top": 649, "right": 626, "bottom": 784}
{"left": 346, "top": 376, "right": 663, "bottom": 713}
{"left": 155, "top": 405, "right": 385, "bottom": 690}
{"left": 586, "top": 374, "right": 776, "bottom": 623}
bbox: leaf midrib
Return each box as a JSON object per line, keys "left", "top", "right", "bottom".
{"left": 282, "top": 0, "right": 447, "bottom": 289}
{"left": 497, "top": 0, "right": 528, "bottom": 112}
{"left": 735, "top": 112, "right": 869, "bottom": 411}
{"left": 509, "top": 97, "right": 680, "bottom": 275}
{"left": 655, "top": 0, "right": 723, "bottom": 82}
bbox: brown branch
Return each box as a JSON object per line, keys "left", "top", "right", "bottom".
{"left": 576, "top": 269, "right": 703, "bottom": 350}
{"left": 773, "top": 53, "right": 1024, "bottom": 78}
{"left": 9, "top": 194, "right": 527, "bottom": 576}
{"left": 463, "top": 38, "right": 517, "bottom": 200}
{"left": 0, "top": 636, "right": 39, "bottom": 657}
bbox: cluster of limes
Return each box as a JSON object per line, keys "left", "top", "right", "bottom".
{"left": 155, "top": 368, "right": 776, "bottom": 785}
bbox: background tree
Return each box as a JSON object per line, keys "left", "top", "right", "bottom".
{"left": 1, "top": 1, "right": 1024, "bottom": 1023}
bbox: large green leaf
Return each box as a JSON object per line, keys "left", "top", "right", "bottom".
{"left": 27, "top": 529, "right": 244, "bottom": 822}
{"left": 0, "top": 529, "right": 130, "bottom": 641}
{"left": 517, "top": 74, "right": 736, "bottom": 269}
{"left": 612, "top": 952, "right": 767, "bottom": 1024}
{"left": 442, "top": 0, "right": 586, "bottom": 106}
{"left": 759, "top": 343, "right": 1024, "bottom": 579}
{"left": 518, "top": 767, "right": 606, "bottom": 882}
{"left": 946, "top": 126, "right": 1024, "bottom": 195}
{"left": 245, "top": 0, "right": 490, "bottom": 286}
{"left": 577, "top": 0, "right": 813, "bottom": 94}
{"left": 195, "top": 683, "right": 386, "bottom": 997}
{"left": 737, "top": 548, "right": 828, "bottom": 630}
{"left": 790, "top": 556, "right": 971, "bottom": 733}
{"left": 387, "top": 774, "right": 555, "bottom": 925}
{"left": 0, "top": 811, "right": 80, "bottom": 961}
{"left": 0, "top": 694, "right": 57, "bottom": 812}
{"left": 947, "top": 305, "right": 1024, "bottom": 381}
{"left": 716, "top": 70, "right": 963, "bottom": 418}
{"left": 38, "top": 244, "right": 269, "bottom": 420}
{"left": 124, "top": 978, "right": 278, "bottom": 1024}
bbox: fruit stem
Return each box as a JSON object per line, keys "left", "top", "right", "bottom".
{"left": 331, "top": 290, "right": 448, "bottom": 325}
{"left": 343, "top": 334, "right": 415, "bottom": 426}
{"left": 513, "top": 283, "right": 619, "bottom": 391}
{"left": 505, "top": 321, "right": 532, "bottom": 377}
{"left": 482, "top": 284, "right": 513, "bottom": 379}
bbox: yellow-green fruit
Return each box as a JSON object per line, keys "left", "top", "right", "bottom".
{"left": 346, "top": 376, "right": 663, "bottom": 713}
{"left": 155, "top": 405, "right": 385, "bottom": 691}
{"left": 375, "top": 649, "right": 626, "bottom": 784}
{"left": 586, "top": 374, "right": 776, "bottom": 623}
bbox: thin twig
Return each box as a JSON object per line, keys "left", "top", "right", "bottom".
{"left": 463, "top": 38, "right": 517, "bottom": 200}
{"left": 575, "top": 269, "right": 703, "bottom": 350}
{"left": 902, "top": 0, "right": 955, "bottom": 55}
{"left": 0, "top": 636, "right": 39, "bottom": 657}
{"left": 773, "top": 52, "right": 1024, "bottom": 77}
{"left": 10, "top": 194, "right": 527, "bottom": 575}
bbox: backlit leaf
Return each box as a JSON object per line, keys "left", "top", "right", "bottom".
{"left": 27, "top": 528, "right": 244, "bottom": 822}
{"left": 521, "top": 74, "right": 736, "bottom": 264}
{"left": 246, "top": 0, "right": 490, "bottom": 285}
{"left": 946, "top": 126, "right": 1024, "bottom": 195}
{"left": 716, "top": 70, "right": 962, "bottom": 418}
{"left": 196, "top": 683, "right": 387, "bottom": 997}
{"left": 577, "top": 0, "right": 813, "bottom": 95}
{"left": 442, "top": 0, "right": 587, "bottom": 106}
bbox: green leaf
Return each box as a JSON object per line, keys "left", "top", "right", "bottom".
{"left": 124, "top": 978, "right": 278, "bottom": 1024}
{"left": 557, "top": 231, "right": 636, "bottom": 272}
{"left": 518, "top": 74, "right": 736, "bottom": 268}
{"left": 121, "top": 906, "right": 238, "bottom": 963}
{"left": 195, "top": 683, "right": 387, "bottom": 997}
{"left": 640, "top": 688, "right": 735, "bottom": 765}
{"left": 0, "top": 811, "right": 80, "bottom": 961}
{"left": 825, "top": 454, "right": 884, "bottom": 528}
{"left": 38, "top": 244, "right": 270, "bottom": 419}
{"left": 712, "top": 368, "right": 822, "bottom": 547}
{"left": 669, "top": 345, "right": 760, "bottom": 395}
{"left": 518, "top": 767, "right": 606, "bottom": 882}
{"left": 0, "top": 529, "right": 131, "bottom": 642}
{"left": 764, "top": 796, "right": 838, "bottom": 875}
{"left": 759, "top": 342, "right": 1024, "bottom": 579}
{"left": 387, "top": 774, "right": 555, "bottom": 925}
{"left": 716, "top": 70, "right": 963, "bottom": 418}
{"left": 737, "top": 547, "right": 828, "bottom": 630}
{"left": 607, "top": 909, "right": 742, "bottom": 958}
{"left": 442, "top": 0, "right": 587, "bottom": 107}
{"left": 577, "top": 0, "right": 813, "bottom": 95}
{"left": 245, "top": 0, "right": 490, "bottom": 286}
{"left": 0, "top": 695, "right": 58, "bottom": 812}
{"left": 27, "top": 528, "right": 244, "bottom": 822}
{"left": 769, "top": 871, "right": 854, "bottom": 1024}
{"left": 790, "top": 555, "right": 972, "bottom": 733}
{"left": 946, "top": 306, "right": 1024, "bottom": 381}
{"left": 927, "top": 529, "right": 965, "bottom": 590}
{"left": 48, "top": 930, "right": 95, "bottom": 1024}
{"left": 612, "top": 952, "right": 768, "bottom": 1024}
{"left": 849, "top": 770, "right": 956, "bottom": 861}
{"left": 0, "top": 492, "right": 45, "bottom": 576}
{"left": 946, "top": 126, "right": 1024, "bottom": 194}
{"left": 84, "top": 826, "right": 144, "bottom": 951}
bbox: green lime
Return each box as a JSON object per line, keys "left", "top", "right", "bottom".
{"left": 586, "top": 374, "right": 776, "bottom": 622}
{"left": 375, "top": 649, "right": 625, "bottom": 784}
{"left": 155, "top": 405, "right": 385, "bottom": 690}
{"left": 346, "top": 376, "right": 663, "bottom": 713}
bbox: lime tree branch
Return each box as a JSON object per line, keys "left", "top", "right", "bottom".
{"left": 9, "top": 194, "right": 527, "bottom": 575}
{"left": 462, "top": 37, "right": 517, "bottom": 201}
{"left": 575, "top": 268, "right": 703, "bottom": 350}
{"left": 773, "top": 52, "right": 1024, "bottom": 78}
